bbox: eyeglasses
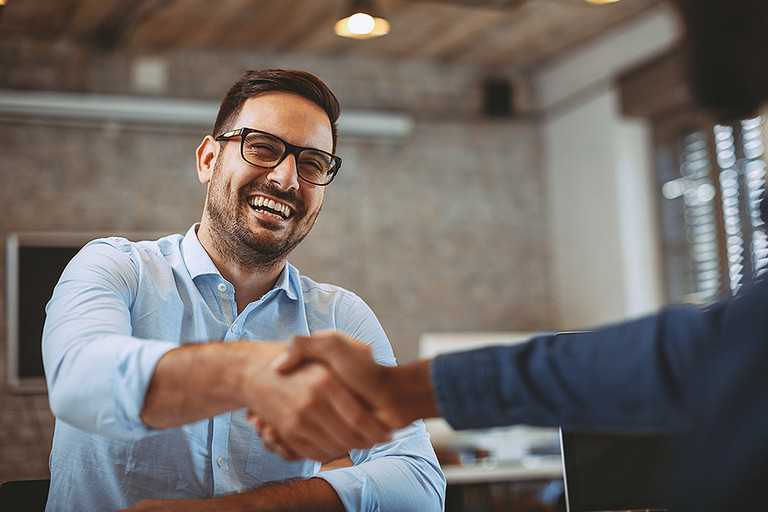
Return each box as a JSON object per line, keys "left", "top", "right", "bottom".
{"left": 214, "top": 128, "right": 342, "bottom": 186}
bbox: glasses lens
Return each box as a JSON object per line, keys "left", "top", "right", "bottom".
{"left": 241, "top": 130, "right": 338, "bottom": 185}
{"left": 298, "top": 150, "right": 335, "bottom": 184}
{"left": 243, "top": 132, "right": 285, "bottom": 167}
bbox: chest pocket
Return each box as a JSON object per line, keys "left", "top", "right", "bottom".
{"left": 245, "top": 438, "right": 319, "bottom": 485}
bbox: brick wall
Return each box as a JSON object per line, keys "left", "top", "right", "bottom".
{"left": 0, "top": 39, "right": 552, "bottom": 482}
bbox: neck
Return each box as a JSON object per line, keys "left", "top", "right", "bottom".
{"left": 196, "top": 222, "right": 286, "bottom": 313}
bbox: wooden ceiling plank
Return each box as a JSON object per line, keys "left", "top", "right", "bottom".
{"left": 258, "top": 0, "right": 342, "bottom": 52}
{"left": 64, "top": 0, "right": 127, "bottom": 40}
{"left": 0, "top": 0, "right": 79, "bottom": 40}
{"left": 352, "top": 3, "right": 456, "bottom": 59}
{"left": 127, "top": 0, "right": 204, "bottom": 49}
{"left": 221, "top": 0, "right": 329, "bottom": 50}
{"left": 0, "top": 0, "right": 667, "bottom": 71}
{"left": 177, "top": 0, "right": 257, "bottom": 47}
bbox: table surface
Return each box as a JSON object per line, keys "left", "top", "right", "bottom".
{"left": 442, "top": 455, "right": 563, "bottom": 484}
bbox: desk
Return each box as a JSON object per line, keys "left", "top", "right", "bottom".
{"left": 419, "top": 334, "right": 566, "bottom": 511}
{"left": 443, "top": 457, "right": 563, "bottom": 485}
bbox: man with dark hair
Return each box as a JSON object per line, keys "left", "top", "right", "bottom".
{"left": 258, "top": 1, "right": 768, "bottom": 510}
{"left": 42, "top": 69, "right": 445, "bottom": 512}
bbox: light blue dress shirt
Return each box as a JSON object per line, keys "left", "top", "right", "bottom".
{"left": 42, "top": 224, "right": 445, "bottom": 511}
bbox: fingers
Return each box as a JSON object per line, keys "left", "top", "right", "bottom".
{"left": 278, "top": 333, "right": 387, "bottom": 405}
{"left": 274, "top": 331, "right": 373, "bottom": 375}
{"left": 275, "top": 332, "right": 410, "bottom": 430}
{"left": 322, "top": 376, "right": 392, "bottom": 445}
{"left": 278, "top": 372, "right": 389, "bottom": 460}
{"left": 247, "top": 362, "right": 393, "bottom": 462}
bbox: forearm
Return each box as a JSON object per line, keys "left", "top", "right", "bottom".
{"left": 141, "top": 341, "right": 283, "bottom": 429}
{"left": 220, "top": 478, "right": 344, "bottom": 512}
{"left": 125, "top": 478, "right": 344, "bottom": 512}
{"left": 432, "top": 306, "right": 704, "bottom": 431}
{"left": 385, "top": 360, "right": 441, "bottom": 426}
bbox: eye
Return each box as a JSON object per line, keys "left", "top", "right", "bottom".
{"left": 299, "top": 151, "right": 331, "bottom": 172}
{"left": 244, "top": 135, "right": 284, "bottom": 162}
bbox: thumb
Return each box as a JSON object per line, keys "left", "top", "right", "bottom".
{"left": 271, "top": 336, "right": 317, "bottom": 373}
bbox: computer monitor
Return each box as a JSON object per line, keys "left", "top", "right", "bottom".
{"left": 5, "top": 231, "right": 162, "bottom": 392}
{"left": 559, "top": 429, "right": 675, "bottom": 512}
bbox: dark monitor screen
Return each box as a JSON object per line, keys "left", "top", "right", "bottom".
{"left": 6, "top": 231, "right": 162, "bottom": 392}
{"left": 17, "top": 246, "right": 81, "bottom": 381}
{"left": 6, "top": 233, "right": 88, "bottom": 392}
{"left": 560, "top": 429, "right": 675, "bottom": 512}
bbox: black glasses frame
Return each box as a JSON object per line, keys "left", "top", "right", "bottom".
{"left": 214, "top": 127, "right": 342, "bottom": 186}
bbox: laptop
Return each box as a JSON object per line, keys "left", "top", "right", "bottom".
{"left": 559, "top": 429, "right": 675, "bottom": 512}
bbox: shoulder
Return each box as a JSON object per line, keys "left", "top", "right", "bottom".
{"left": 80, "top": 233, "right": 183, "bottom": 266}
{"left": 294, "top": 271, "right": 367, "bottom": 312}
{"left": 289, "top": 267, "right": 395, "bottom": 365}
{"left": 68, "top": 233, "right": 183, "bottom": 286}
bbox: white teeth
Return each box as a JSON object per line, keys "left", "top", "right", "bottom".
{"left": 248, "top": 196, "right": 292, "bottom": 218}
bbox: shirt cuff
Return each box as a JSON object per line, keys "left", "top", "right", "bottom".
{"left": 112, "top": 338, "right": 178, "bottom": 436}
{"left": 431, "top": 347, "right": 507, "bottom": 430}
{"left": 315, "top": 469, "right": 372, "bottom": 512}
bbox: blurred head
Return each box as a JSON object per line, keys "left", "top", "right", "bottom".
{"left": 213, "top": 69, "right": 341, "bottom": 152}
{"left": 670, "top": 0, "right": 768, "bottom": 121}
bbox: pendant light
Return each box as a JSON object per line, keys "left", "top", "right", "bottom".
{"left": 335, "top": 0, "right": 390, "bottom": 39}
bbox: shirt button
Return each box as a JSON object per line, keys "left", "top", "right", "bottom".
{"left": 217, "top": 456, "right": 223, "bottom": 467}
{"left": 231, "top": 324, "right": 238, "bottom": 333}
{"left": 217, "top": 283, "right": 227, "bottom": 292}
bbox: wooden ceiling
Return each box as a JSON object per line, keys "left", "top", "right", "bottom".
{"left": 0, "top": 0, "right": 665, "bottom": 69}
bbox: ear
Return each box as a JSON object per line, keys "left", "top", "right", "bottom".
{"left": 196, "top": 135, "right": 219, "bottom": 185}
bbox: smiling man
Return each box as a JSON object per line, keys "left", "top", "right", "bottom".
{"left": 41, "top": 69, "right": 445, "bottom": 512}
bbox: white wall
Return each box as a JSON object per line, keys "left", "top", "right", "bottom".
{"left": 535, "top": 5, "right": 681, "bottom": 329}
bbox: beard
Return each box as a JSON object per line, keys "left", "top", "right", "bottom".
{"left": 204, "top": 159, "right": 322, "bottom": 272}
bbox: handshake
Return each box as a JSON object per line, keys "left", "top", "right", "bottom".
{"left": 244, "top": 332, "right": 439, "bottom": 463}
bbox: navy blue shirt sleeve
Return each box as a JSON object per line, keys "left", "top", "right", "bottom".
{"left": 431, "top": 304, "right": 717, "bottom": 433}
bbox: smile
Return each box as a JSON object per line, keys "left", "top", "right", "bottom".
{"left": 247, "top": 195, "right": 294, "bottom": 220}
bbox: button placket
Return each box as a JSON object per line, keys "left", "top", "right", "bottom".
{"left": 217, "top": 282, "right": 235, "bottom": 326}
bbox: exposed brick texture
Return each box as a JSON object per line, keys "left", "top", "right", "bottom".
{"left": 0, "top": 39, "right": 552, "bottom": 483}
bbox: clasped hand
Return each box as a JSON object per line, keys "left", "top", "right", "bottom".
{"left": 247, "top": 331, "right": 415, "bottom": 462}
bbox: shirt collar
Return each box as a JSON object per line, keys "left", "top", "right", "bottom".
{"left": 181, "top": 223, "right": 300, "bottom": 301}
{"left": 181, "top": 224, "right": 220, "bottom": 280}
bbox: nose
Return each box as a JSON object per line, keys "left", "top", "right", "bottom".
{"left": 266, "top": 154, "right": 300, "bottom": 191}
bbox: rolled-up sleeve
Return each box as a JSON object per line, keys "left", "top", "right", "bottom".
{"left": 317, "top": 421, "right": 445, "bottom": 512}
{"left": 42, "top": 241, "right": 176, "bottom": 439}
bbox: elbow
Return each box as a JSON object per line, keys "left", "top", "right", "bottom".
{"left": 47, "top": 382, "right": 80, "bottom": 428}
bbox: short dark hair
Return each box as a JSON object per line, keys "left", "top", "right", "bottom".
{"left": 212, "top": 69, "right": 341, "bottom": 151}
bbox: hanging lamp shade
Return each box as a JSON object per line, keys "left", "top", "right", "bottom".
{"left": 335, "top": 0, "right": 390, "bottom": 39}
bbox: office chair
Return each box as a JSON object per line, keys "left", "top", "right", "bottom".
{"left": 0, "top": 479, "right": 50, "bottom": 511}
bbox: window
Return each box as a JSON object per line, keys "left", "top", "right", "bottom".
{"left": 655, "top": 115, "right": 767, "bottom": 304}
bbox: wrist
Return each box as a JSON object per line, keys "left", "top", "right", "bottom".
{"left": 235, "top": 341, "right": 286, "bottom": 407}
{"left": 387, "top": 359, "right": 439, "bottom": 426}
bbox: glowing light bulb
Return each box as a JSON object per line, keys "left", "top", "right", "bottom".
{"left": 347, "top": 12, "right": 376, "bottom": 35}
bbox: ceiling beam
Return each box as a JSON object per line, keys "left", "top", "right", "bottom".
{"left": 0, "top": 89, "right": 413, "bottom": 138}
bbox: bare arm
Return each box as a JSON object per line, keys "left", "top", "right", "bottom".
{"left": 140, "top": 340, "right": 391, "bottom": 462}
{"left": 140, "top": 341, "right": 279, "bottom": 429}
{"left": 121, "top": 477, "right": 343, "bottom": 512}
